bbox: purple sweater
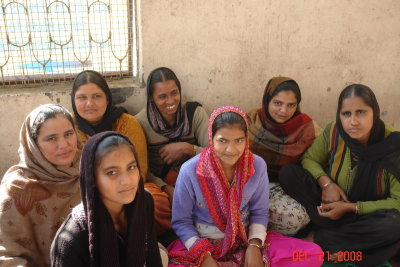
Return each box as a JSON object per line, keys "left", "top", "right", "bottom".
{"left": 172, "top": 154, "right": 269, "bottom": 245}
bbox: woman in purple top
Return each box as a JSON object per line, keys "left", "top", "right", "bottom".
{"left": 168, "top": 106, "right": 322, "bottom": 267}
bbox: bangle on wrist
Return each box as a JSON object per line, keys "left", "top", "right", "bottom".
{"left": 248, "top": 243, "right": 261, "bottom": 249}
{"left": 355, "top": 202, "right": 359, "bottom": 215}
{"left": 321, "top": 181, "right": 334, "bottom": 189}
{"left": 192, "top": 144, "right": 196, "bottom": 155}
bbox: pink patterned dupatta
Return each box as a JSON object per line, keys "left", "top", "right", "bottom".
{"left": 169, "top": 106, "right": 258, "bottom": 265}
{"left": 196, "top": 106, "right": 255, "bottom": 254}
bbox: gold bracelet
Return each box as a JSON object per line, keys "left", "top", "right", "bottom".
{"left": 193, "top": 144, "right": 196, "bottom": 155}
{"left": 355, "top": 202, "right": 359, "bottom": 215}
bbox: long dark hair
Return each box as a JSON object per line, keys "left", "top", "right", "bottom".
{"left": 71, "top": 70, "right": 126, "bottom": 135}
{"left": 336, "top": 84, "right": 384, "bottom": 145}
{"left": 72, "top": 70, "right": 112, "bottom": 108}
{"left": 146, "top": 67, "right": 181, "bottom": 98}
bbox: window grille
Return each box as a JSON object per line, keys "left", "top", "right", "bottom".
{"left": 0, "top": 0, "right": 137, "bottom": 87}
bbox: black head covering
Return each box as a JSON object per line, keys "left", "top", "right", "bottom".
{"left": 335, "top": 84, "right": 400, "bottom": 201}
{"left": 76, "top": 131, "right": 159, "bottom": 266}
{"left": 71, "top": 70, "right": 126, "bottom": 136}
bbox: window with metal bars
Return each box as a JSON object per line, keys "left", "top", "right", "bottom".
{"left": 0, "top": 0, "right": 138, "bottom": 87}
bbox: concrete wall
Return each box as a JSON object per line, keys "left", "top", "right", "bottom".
{"left": 1, "top": 0, "right": 400, "bottom": 176}
{"left": 141, "top": 0, "right": 400, "bottom": 125}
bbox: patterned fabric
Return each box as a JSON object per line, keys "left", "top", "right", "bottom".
{"left": 147, "top": 99, "right": 190, "bottom": 139}
{"left": 268, "top": 182, "right": 310, "bottom": 236}
{"left": 0, "top": 104, "right": 81, "bottom": 267}
{"left": 247, "top": 109, "right": 318, "bottom": 181}
{"left": 169, "top": 105, "right": 264, "bottom": 266}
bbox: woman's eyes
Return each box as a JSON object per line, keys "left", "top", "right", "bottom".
{"left": 216, "top": 139, "right": 244, "bottom": 143}
{"left": 273, "top": 101, "right": 297, "bottom": 108}
{"left": 65, "top": 131, "right": 75, "bottom": 137}
{"left": 128, "top": 165, "right": 137, "bottom": 171}
{"left": 341, "top": 110, "right": 366, "bottom": 117}
{"left": 273, "top": 101, "right": 282, "bottom": 106}
{"left": 105, "top": 166, "right": 136, "bottom": 176}
{"left": 106, "top": 170, "right": 117, "bottom": 176}
{"left": 76, "top": 95, "right": 103, "bottom": 100}
{"left": 46, "top": 137, "right": 57, "bottom": 142}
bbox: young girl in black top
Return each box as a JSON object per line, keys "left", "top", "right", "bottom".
{"left": 51, "top": 131, "right": 163, "bottom": 266}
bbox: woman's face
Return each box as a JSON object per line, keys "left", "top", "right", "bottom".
{"left": 267, "top": 90, "right": 298, "bottom": 123}
{"left": 36, "top": 115, "right": 78, "bottom": 167}
{"left": 212, "top": 124, "right": 246, "bottom": 169}
{"left": 96, "top": 145, "right": 140, "bottom": 211}
{"left": 151, "top": 80, "right": 181, "bottom": 124}
{"left": 339, "top": 96, "right": 374, "bottom": 145}
{"left": 74, "top": 83, "right": 108, "bottom": 125}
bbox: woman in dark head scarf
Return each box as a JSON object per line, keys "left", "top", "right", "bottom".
{"left": 280, "top": 84, "right": 400, "bottom": 265}
{"left": 247, "top": 76, "right": 321, "bottom": 236}
{"left": 51, "top": 131, "right": 164, "bottom": 266}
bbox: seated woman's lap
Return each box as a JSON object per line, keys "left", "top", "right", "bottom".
{"left": 167, "top": 231, "right": 323, "bottom": 267}
{"left": 268, "top": 182, "right": 310, "bottom": 236}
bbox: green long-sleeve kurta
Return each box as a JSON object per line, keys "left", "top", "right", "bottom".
{"left": 302, "top": 121, "right": 400, "bottom": 215}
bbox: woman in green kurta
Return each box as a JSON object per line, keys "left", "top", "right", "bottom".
{"left": 280, "top": 84, "right": 400, "bottom": 266}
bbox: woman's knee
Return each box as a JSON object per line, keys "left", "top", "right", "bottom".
{"left": 278, "top": 163, "right": 300, "bottom": 188}
{"left": 368, "top": 209, "right": 400, "bottom": 239}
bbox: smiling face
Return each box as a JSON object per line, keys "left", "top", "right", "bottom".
{"left": 212, "top": 124, "right": 246, "bottom": 169}
{"left": 36, "top": 115, "right": 78, "bottom": 167}
{"left": 267, "top": 90, "right": 298, "bottom": 123}
{"left": 151, "top": 80, "right": 181, "bottom": 125}
{"left": 95, "top": 145, "right": 140, "bottom": 212}
{"left": 74, "top": 83, "right": 108, "bottom": 125}
{"left": 339, "top": 96, "right": 374, "bottom": 145}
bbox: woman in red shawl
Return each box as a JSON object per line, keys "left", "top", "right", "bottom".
{"left": 247, "top": 77, "right": 321, "bottom": 236}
